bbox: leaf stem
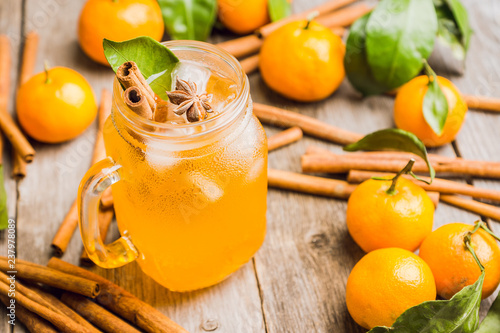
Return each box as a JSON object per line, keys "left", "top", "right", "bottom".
{"left": 386, "top": 159, "right": 415, "bottom": 195}
{"left": 304, "top": 11, "right": 319, "bottom": 30}
{"left": 476, "top": 220, "right": 500, "bottom": 241}
{"left": 44, "top": 60, "right": 51, "bottom": 84}
{"left": 422, "top": 59, "right": 437, "bottom": 86}
{"left": 464, "top": 221, "right": 486, "bottom": 273}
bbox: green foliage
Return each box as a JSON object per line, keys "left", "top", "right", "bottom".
{"left": 422, "top": 61, "right": 449, "bottom": 135}
{"left": 268, "top": 0, "right": 292, "bottom": 22}
{"left": 157, "top": 0, "right": 217, "bottom": 41}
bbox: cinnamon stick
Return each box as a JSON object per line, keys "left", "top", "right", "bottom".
{"left": 464, "top": 95, "right": 500, "bottom": 113}
{"left": 51, "top": 200, "right": 78, "bottom": 256}
{"left": 258, "top": 0, "right": 357, "bottom": 37}
{"left": 51, "top": 90, "right": 112, "bottom": 255}
{"left": 0, "top": 126, "right": 3, "bottom": 165}
{"left": 61, "top": 292, "right": 141, "bottom": 333}
{"left": 301, "top": 154, "right": 500, "bottom": 179}
{"left": 268, "top": 127, "right": 303, "bottom": 151}
{"left": 425, "top": 191, "right": 440, "bottom": 208}
{"left": 19, "top": 32, "right": 39, "bottom": 85}
{"left": 0, "top": 257, "right": 100, "bottom": 298}
{"left": 100, "top": 187, "right": 114, "bottom": 209}
{"left": 91, "top": 90, "right": 111, "bottom": 165}
{"left": 268, "top": 168, "right": 440, "bottom": 207}
{"left": 316, "top": 4, "right": 372, "bottom": 28}
{"left": 48, "top": 257, "right": 189, "bottom": 333}
{"left": 0, "top": 294, "right": 58, "bottom": 333}
{"left": 123, "top": 86, "right": 153, "bottom": 119}
{"left": 80, "top": 208, "right": 115, "bottom": 265}
{"left": 269, "top": 168, "right": 356, "bottom": 199}
{"left": 217, "top": 35, "right": 263, "bottom": 59}
{"left": 348, "top": 170, "right": 500, "bottom": 203}
{"left": 331, "top": 26, "right": 346, "bottom": 36}
{"left": 117, "top": 61, "right": 156, "bottom": 111}
{"left": 0, "top": 35, "right": 35, "bottom": 163}
{"left": 305, "top": 145, "right": 458, "bottom": 163}
{"left": 13, "top": 31, "right": 39, "bottom": 178}
{"left": 441, "top": 195, "right": 500, "bottom": 222}
{"left": 0, "top": 35, "right": 11, "bottom": 115}
{"left": 0, "top": 280, "right": 94, "bottom": 333}
{"left": 33, "top": 287, "right": 101, "bottom": 333}
{"left": 241, "top": 54, "right": 260, "bottom": 75}
{"left": 254, "top": 103, "right": 363, "bottom": 145}
{"left": 12, "top": 153, "right": 26, "bottom": 179}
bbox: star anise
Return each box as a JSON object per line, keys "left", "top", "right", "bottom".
{"left": 166, "top": 77, "right": 213, "bottom": 123}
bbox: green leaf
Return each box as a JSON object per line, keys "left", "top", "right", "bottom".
{"left": 369, "top": 272, "right": 484, "bottom": 332}
{"left": 477, "top": 290, "right": 500, "bottom": 332}
{"left": 268, "top": 0, "right": 292, "bottom": 22}
{"left": 365, "top": 0, "right": 438, "bottom": 90}
{"left": 445, "top": 0, "right": 472, "bottom": 51}
{"left": 157, "top": 0, "right": 217, "bottom": 41}
{"left": 434, "top": 0, "right": 472, "bottom": 61}
{"left": 343, "top": 129, "right": 435, "bottom": 182}
{"left": 422, "top": 61, "right": 449, "bottom": 136}
{"left": 434, "top": 1, "right": 464, "bottom": 60}
{"left": 344, "top": 13, "right": 391, "bottom": 96}
{"left": 0, "top": 166, "right": 7, "bottom": 230}
{"left": 103, "top": 37, "right": 179, "bottom": 101}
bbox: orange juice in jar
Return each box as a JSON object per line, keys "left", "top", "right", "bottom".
{"left": 78, "top": 41, "right": 267, "bottom": 291}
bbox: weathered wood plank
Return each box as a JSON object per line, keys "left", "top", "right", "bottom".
{"left": 15, "top": 0, "right": 265, "bottom": 332}
{"left": 0, "top": 0, "right": 24, "bottom": 332}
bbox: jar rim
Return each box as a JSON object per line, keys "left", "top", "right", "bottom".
{"left": 112, "top": 40, "right": 250, "bottom": 140}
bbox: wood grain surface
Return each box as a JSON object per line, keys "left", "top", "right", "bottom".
{"left": 0, "top": 0, "right": 499, "bottom": 332}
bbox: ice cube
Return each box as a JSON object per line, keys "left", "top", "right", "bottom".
{"left": 170, "top": 60, "right": 211, "bottom": 94}
{"left": 205, "top": 72, "right": 238, "bottom": 114}
{"left": 144, "top": 150, "right": 179, "bottom": 170}
{"left": 189, "top": 172, "right": 224, "bottom": 203}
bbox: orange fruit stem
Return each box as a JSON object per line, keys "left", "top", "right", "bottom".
{"left": 465, "top": 220, "right": 500, "bottom": 273}
{"left": 384, "top": 159, "right": 416, "bottom": 195}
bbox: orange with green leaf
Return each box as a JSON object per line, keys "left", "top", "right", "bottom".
{"left": 419, "top": 221, "right": 500, "bottom": 300}
{"left": 394, "top": 61, "right": 468, "bottom": 147}
{"left": 344, "top": 129, "right": 436, "bottom": 253}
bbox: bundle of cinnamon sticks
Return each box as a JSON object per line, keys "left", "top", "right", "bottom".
{"left": 0, "top": 256, "right": 187, "bottom": 332}
{"left": 260, "top": 102, "right": 500, "bottom": 222}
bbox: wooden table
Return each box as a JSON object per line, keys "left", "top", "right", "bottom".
{"left": 1, "top": 0, "right": 499, "bottom": 332}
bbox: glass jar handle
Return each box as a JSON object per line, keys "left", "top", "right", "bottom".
{"left": 78, "top": 157, "right": 138, "bottom": 268}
